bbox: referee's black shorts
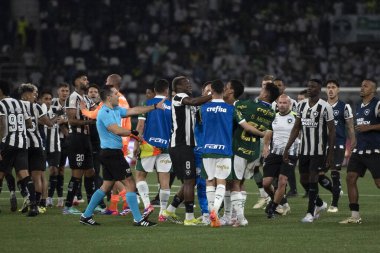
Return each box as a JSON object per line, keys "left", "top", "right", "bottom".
{"left": 100, "top": 149, "right": 132, "bottom": 181}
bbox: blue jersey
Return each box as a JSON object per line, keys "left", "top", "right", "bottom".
{"left": 332, "top": 100, "right": 353, "bottom": 148}
{"left": 201, "top": 99, "right": 234, "bottom": 157}
{"left": 354, "top": 97, "right": 380, "bottom": 153}
{"left": 140, "top": 96, "right": 172, "bottom": 149}
{"left": 96, "top": 105, "right": 127, "bottom": 149}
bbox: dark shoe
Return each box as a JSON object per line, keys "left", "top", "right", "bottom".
{"left": 27, "top": 205, "right": 39, "bottom": 217}
{"left": 80, "top": 215, "right": 100, "bottom": 226}
{"left": 134, "top": 218, "right": 157, "bottom": 227}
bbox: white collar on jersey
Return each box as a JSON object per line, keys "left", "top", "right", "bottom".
{"left": 154, "top": 95, "right": 166, "bottom": 98}
{"left": 211, "top": 99, "right": 224, "bottom": 102}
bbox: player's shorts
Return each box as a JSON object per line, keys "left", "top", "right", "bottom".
{"left": 28, "top": 147, "right": 46, "bottom": 171}
{"left": 333, "top": 147, "right": 345, "bottom": 170}
{"left": 203, "top": 157, "right": 231, "bottom": 180}
{"left": 59, "top": 137, "right": 69, "bottom": 168}
{"left": 263, "top": 153, "right": 298, "bottom": 178}
{"left": 0, "top": 146, "right": 28, "bottom": 173}
{"left": 298, "top": 155, "right": 326, "bottom": 174}
{"left": 47, "top": 151, "right": 61, "bottom": 168}
{"left": 100, "top": 149, "right": 132, "bottom": 181}
{"left": 232, "top": 155, "right": 261, "bottom": 180}
{"left": 67, "top": 133, "right": 93, "bottom": 170}
{"left": 169, "top": 145, "right": 196, "bottom": 180}
{"left": 347, "top": 152, "right": 380, "bottom": 179}
{"left": 136, "top": 153, "right": 172, "bottom": 173}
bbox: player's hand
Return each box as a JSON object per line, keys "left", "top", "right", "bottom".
{"left": 355, "top": 125, "right": 372, "bottom": 132}
{"left": 80, "top": 101, "right": 86, "bottom": 110}
{"left": 133, "top": 140, "right": 140, "bottom": 158}
{"left": 262, "top": 146, "right": 270, "bottom": 158}
{"left": 283, "top": 150, "right": 289, "bottom": 164}
{"left": 155, "top": 97, "right": 167, "bottom": 110}
{"left": 350, "top": 139, "right": 357, "bottom": 151}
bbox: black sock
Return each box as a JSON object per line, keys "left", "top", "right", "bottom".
{"left": 184, "top": 201, "right": 194, "bottom": 214}
{"left": 17, "top": 180, "right": 28, "bottom": 198}
{"left": 267, "top": 190, "right": 274, "bottom": 200}
{"left": 307, "top": 182, "right": 318, "bottom": 214}
{"left": 331, "top": 171, "right": 341, "bottom": 207}
{"left": 280, "top": 196, "right": 287, "bottom": 205}
{"left": 35, "top": 192, "right": 42, "bottom": 205}
{"left": 171, "top": 194, "right": 183, "bottom": 208}
{"left": 48, "top": 175, "right": 57, "bottom": 198}
{"left": 169, "top": 172, "right": 176, "bottom": 188}
{"left": 271, "top": 202, "right": 279, "bottom": 212}
{"left": 40, "top": 199, "right": 46, "bottom": 207}
{"left": 349, "top": 203, "right": 359, "bottom": 212}
{"left": 318, "top": 175, "right": 333, "bottom": 193}
{"left": 76, "top": 178, "right": 83, "bottom": 199}
{"left": 20, "top": 176, "right": 36, "bottom": 204}
{"left": 84, "top": 176, "right": 96, "bottom": 203}
{"left": 315, "top": 195, "right": 323, "bottom": 206}
{"left": 301, "top": 182, "right": 309, "bottom": 193}
{"left": 5, "top": 174, "right": 16, "bottom": 192}
{"left": 57, "top": 175, "right": 64, "bottom": 197}
{"left": 65, "top": 177, "right": 81, "bottom": 207}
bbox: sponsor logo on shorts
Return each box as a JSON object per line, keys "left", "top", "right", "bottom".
{"left": 160, "top": 159, "right": 171, "bottom": 164}
{"left": 126, "top": 168, "right": 131, "bottom": 174}
{"left": 216, "top": 164, "right": 229, "bottom": 170}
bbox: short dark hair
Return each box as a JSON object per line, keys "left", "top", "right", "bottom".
{"left": 364, "top": 78, "right": 377, "bottom": 88}
{"left": 72, "top": 71, "right": 87, "bottom": 85}
{"left": 274, "top": 78, "right": 283, "bottom": 82}
{"left": 58, "top": 82, "right": 70, "bottom": 89}
{"left": 309, "top": 79, "right": 323, "bottom": 86}
{"left": 264, "top": 82, "right": 280, "bottom": 103}
{"left": 211, "top": 79, "right": 224, "bottom": 94}
{"left": 229, "top": 79, "right": 244, "bottom": 99}
{"left": 172, "top": 76, "right": 187, "bottom": 92}
{"left": 154, "top": 79, "right": 169, "bottom": 93}
{"left": 0, "top": 80, "right": 10, "bottom": 96}
{"left": 325, "top": 79, "right": 340, "bottom": 87}
{"left": 99, "top": 85, "right": 113, "bottom": 101}
{"left": 263, "top": 75, "right": 275, "bottom": 82}
{"left": 202, "top": 81, "right": 212, "bottom": 90}
{"left": 40, "top": 89, "right": 53, "bottom": 98}
{"left": 88, "top": 83, "right": 100, "bottom": 91}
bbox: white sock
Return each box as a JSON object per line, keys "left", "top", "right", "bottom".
{"left": 206, "top": 186, "right": 216, "bottom": 211}
{"left": 213, "top": 184, "right": 226, "bottom": 212}
{"left": 259, "top": 188, "right": 268, "bottom": 198}
{"left": 136, "top": 181, "right": 150, "bottom": 208}
{"left": 231, "top": 191, "right": 244, "bottom": 221}
{"left": 159, "top": 189, "right": 170, "bottom": 214}
{"left": 241, "top": 191, "right": 247, "bottom": 216}
{"left": 185, "top": 212, "right": 195, "bottom": 220}
{"left": 352, "top": 211, "right": 360, "bottom": 218}
{"left": 167, "top": 204, "right": 176, "bottom": 213}
{"left": 224, "top": 190, "right": 231, "bottom": 218}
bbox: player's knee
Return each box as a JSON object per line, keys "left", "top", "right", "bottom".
{"left": 262, "top": 178, "right": 272, "bottom": 189}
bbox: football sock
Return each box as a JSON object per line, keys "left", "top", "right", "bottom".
{"left": 349, "top": 203, "right": 360, "bottom": 218}
{"left": 136, "top": 181, "right": 150, "bottom": 208}
{"left": 224, "top": 190, "right": 231, "bottom": 218}
{"left": 48, "top": 175, "right": 57, "bottom": 198}
{"left": 83, "top": 189, "right": 105, "bottom": 218}
{"left": 307, "top": 182, "right": 318, "bottom": 214}
{"left": 159, "top": 189, "right": 170, "bottom": 213}
{"left": 65, "top": 177, "right": 81, "bottom": 207}
{"left": 331, "top": 170, "right": 341, "bottom": 207}
{"left": 56, "top": 175, "right": 64, "bottom": 197}
{"left": 40, "top": 199, "right": 46, "bottom": 207}
{"left": 185, "top": 201, "right": 195, "bottom": 220}
{"left": 20, "top": 176, "right": 36, "bottom": 203}
{"left": 84, "top": 176, "right": 96, "bottom": 203}
{"left": 231, "top": 191, "right": 244, "bottom": 220}
{"left": 318, "top": 175, "right": 333, "bottom": 193}
{"left": 301, "top": 182, "right": 309, "bottom": 194}
{"left": 241, "top": 190, "right": 247, "bottom": 216}
{"left": 126, "top": 192, "right": 142, "bottom": 222}
{"left": 109, "top": 194, "right": 120, "bottom": 211}
{"left": 76, "top": 179, "right": 83, "bottom": 199}
{"left": 206, "top": 186, "right": 216, "bottom": 211}
{"left": 213, "top": 184, "right": 226, "bottom": 212}
{"left": 5, "top": 174, "right": 16, "bottom": 192}
{"left": 167, "top": 194, "right": 183, "bottom": 213}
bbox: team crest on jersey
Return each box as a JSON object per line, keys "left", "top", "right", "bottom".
{"left": 273, "top": 118, "right": 278, "bottom": 124}
{"left": 313, "top": 111, "right": 319, "bottom": 117}
{"left": 287, "top": 118, "right": 293, "bottom": 124}
{"left": 364, "top": 109, "right": 370, "bottom": 116}
{"left": 334, "top": 110, "right": 339, "bottom": 116}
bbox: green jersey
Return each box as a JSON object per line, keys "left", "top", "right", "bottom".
{"left": 233, "top": 99, "right": 276, "bottom": 161}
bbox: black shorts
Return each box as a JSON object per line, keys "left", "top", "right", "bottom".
{"left": 263, "top": 153, "right": 297, "bottom": 178}
{"left": 169, "top": 145, "right": 196, "bottom": 180}
{"left": 298, "top": 155, "right": 327, "bottom": 174}
{"left": 347, "top": 153, "right": 380, "bottom": 179}
{"left": 100, "top": 149, "right": 132, "bottom": 181}
{"left": 28, "top": 147, "right": 46, "bottom": 171}
{"left": 59, "top": 137, "right": 69, "bottom": 168}
{"left": 67, "top": 134, "right": 94, "bottom": 170}
{"left": 47, "top": 151, "right": 61, "bottom": 168}
{"left": 333, "top": 147, "right": 345, "bottom": 170}
{"left": 0, "top": 146, "right": 28, "bottom": 173}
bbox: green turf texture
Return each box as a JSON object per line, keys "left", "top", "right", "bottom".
{"left": 0, "top": 169, "right": 379, "bottom": 253}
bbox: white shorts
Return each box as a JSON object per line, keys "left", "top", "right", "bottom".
{"left": 233, "top": 155, "right": 260, "bottom": 180}
{"left": 203, "top": 158, "right": 231, "bottom": 180}
{"left": 140, "top": 153, "right": 172, "bottom": 173}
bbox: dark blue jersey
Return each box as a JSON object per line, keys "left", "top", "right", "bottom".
{"left": 331, "top": 100, "right": 353, "bottom": 148}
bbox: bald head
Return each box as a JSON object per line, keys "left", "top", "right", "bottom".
{"left": 277, "top": 94, "right": 291, "bottom": 114}
{"left": 106, "top": 74, "right": 122, "bottom": 90}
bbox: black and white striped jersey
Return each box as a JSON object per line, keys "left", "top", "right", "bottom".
{"left": 44, "top": 105, "right": 61, "bottom": 153}
{"left": 65, "top": 91, "right": 94, "bottom": 135}
{"left": 22, "top": 101, "right": 46, "bottom": 149}
{"left": 0, "top": 98, "right": 30, "bottom": 149}
{"left": 297, "top": 98, "right": 334, "bottom": 156}
{"left": 170, "top": 93, "right": 196, "bottom": 147}
{"left": 51, "top": 98, "right": 67, "bottom": 139}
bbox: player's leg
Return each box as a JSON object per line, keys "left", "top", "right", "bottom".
{"left": 135, "top": 157, "right": 153, "bottom": 210}
{"left": 5, "top": 173, "right": 17, "bottom": 211}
